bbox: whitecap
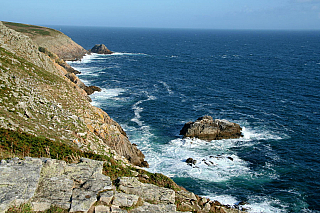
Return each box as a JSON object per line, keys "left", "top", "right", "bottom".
{"left": 111, "top": 52, "right": 148, "bottom": 56}
{"left": 66, "top": 53, "right": 100, "bottom": 64}
{"left": 89, "top": 88, "right": 126, "bottom": 107}
{"left": 130, "top": 94, "right": 156, "bottom": 126}
{"left": 159, "top": 81, "right": 173, "bottom": 95}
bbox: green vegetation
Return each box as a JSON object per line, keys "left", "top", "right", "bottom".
{"left": 6, "top": 204, "right": 68, "bottom": 213}
{"left": 6, "top": 203, "right": 32, "bottom": 213}
{"left": 138, "top": 171, "right": 182, "bottom": 192}
{"left": 3, "top": 21, "right": 60, "bottom": 37}
{"left": 0, "top": 127, "right": 116, "bottom": 163}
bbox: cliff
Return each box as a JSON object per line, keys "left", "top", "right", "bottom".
{"left": 0, "top": 21, "right": 146, "bottom": 167}
{"left": 3, "top": 22, "right": 87, "bottom": 61}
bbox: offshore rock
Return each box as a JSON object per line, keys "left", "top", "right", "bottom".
{"left": 90, "top": 44, "right": 113, "bottom": 54}
{"left": 180, "top": 116, "right": 242, "bottom": 140}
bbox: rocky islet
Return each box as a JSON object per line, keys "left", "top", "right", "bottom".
{"left": 180, "top": 115, "right": 243, "bottom": 140}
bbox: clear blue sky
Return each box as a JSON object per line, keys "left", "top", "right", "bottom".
{"left": 1, "top": 0, "right": 320, "bottom": 30}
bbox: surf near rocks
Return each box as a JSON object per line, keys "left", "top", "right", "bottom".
{"left": 180, "top": 116, "right": 242, "bottom": 140}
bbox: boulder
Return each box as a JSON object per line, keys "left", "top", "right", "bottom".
{"left": 90, "top": 44, "right": 113, "bottom": 54}
{"left": 180, "top": 116, "right": 242, "bottom": 140}
{"left": 186, "top": 158, "right": 197, "bottom": 166}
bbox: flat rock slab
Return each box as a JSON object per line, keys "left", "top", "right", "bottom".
{"left": 130, "top": 202, "right": 177, "bottom": 213}
{"left": 117, "top": 177, "right": 175, "bottom": 205}
{"left": 0, "top": 158, "right": 43, "bottom": 213}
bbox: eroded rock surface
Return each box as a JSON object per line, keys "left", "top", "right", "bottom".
{"left": 90, "top": 44, "right": 113, "bottom": 54}
{"left": 180, "top": 116, "right": 242, "bottom": 140}
{"left": 0, "top": 158, "right": 180, "bottom": 213}
{"left": 0, "top": 158, "right": 42, "bottom": 213}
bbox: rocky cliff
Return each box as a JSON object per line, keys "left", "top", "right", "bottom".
{"left": 0, "top": 21, "right": 146, "bottom": 167}
{"left": 3, "top": 21, "right": 87, "bottom": 61}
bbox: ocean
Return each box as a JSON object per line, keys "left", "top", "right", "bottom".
{"left": 54, "top": 26, "right": 320, "bottom": 212}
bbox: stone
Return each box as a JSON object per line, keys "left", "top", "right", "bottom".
{"left": 116, "top": 177, "right": 175, "bottom": 205}
{"left": 131, "top": 170, "right": 139, "bottom": 177}
{"left": 180, "top": 116, "right": 242, "bottom": 140}
{"left": 95, "top": 205, "right": 110, "bottom": 213}
{"left": 113, "top": 192, "right": 140, "bottom": 207}
{"left": 203, "top": 202, "right": 211, "bottom": 211}
{"left": 31, "top": 176, "right": 74, "bottom": 210}
{"left": 186, "top": 158, "right": 197, "bottom": 165}
{"left": 70, "top": 173, "right": 113, "bottom": 212}
{"left": 90, "top": 44, "right": 113, "bottom": 54}
{"left": 84, "top": 85, "right": 101, "bottom": 95}
{"left": 130, "top": 202, "right": 176, "bottom": 213}
{"left": 0, "top": 158, "right": 43, "bottom": 213}
{"left": 99, "top": 190, "right": 114, "bottom": 205}
{"left": 176, "top": 190, "right": 197, "bottom": 202}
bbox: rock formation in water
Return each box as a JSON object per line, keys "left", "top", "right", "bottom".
{"left": 180, "top": 116, "right": 242, "bottom": 140}
{"left": 90, "top": 44, "right": 113, "bottom": 54}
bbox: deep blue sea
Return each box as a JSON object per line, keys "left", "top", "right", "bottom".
{"left": 54, "top": 26, "right": 320, "bottom": 212}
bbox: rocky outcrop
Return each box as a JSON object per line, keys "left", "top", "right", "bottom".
{"left": 3, "top": 21, "right": 88, "bottom": 61}
{"left": 116, "top": 177, "right": 175, "bottom": 205}
{"left": 0, "top": 158, "right": 170, "bottom": 213}
{"left": 180, "top": 116, "right": 242, "bottom": 140}
{"left": 90, "top": 44, "right": 113, "bottom": 54}
{"left": 0, "top": 21, "right": 146, "bottom": 167}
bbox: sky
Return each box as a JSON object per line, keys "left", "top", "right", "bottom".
{"left": 1, "top": 0, "right": 320, "bottom": 30}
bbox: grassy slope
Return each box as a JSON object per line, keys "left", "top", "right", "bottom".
{"left": 3, "top": 21, "right": 61, "bottom": 38}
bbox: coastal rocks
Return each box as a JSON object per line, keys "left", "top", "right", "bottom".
{"left": 90, "top": 44, "right": 113, "bottom": 54}
{"left": 84, "top": 85, "right": 102, "bottom": 95}
{"left": 0, "top": 158, "right": 43, "bottom": 213}
{"left": 4, "top": 21, "right": 88, "bottom": 61}
{"left": 186, "top": 157, "right": 197, "bottom": 166}
{"left": 180, "top": 116, "right": 242, "bottom": 140}
{"left": 116, "top": 177, "right": 175, "bottom": 205}
{"left": 0, "top": 158, "right": 182, "bottom": 213}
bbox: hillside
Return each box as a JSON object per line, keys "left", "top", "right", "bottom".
{"left": 0, "top": 21, "right": 146, "bottom": 167}
{"left": 3, "top": 21, "right": 87, "bottom": 61}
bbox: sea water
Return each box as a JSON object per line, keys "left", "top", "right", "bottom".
{"left": 54, "top": 26, "right": 320, "bottom": 212}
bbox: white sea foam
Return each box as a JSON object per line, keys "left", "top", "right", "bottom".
{"left": 159, "top": 81, "right": 173, "bottom": 95}
{"left": 89, "top": 88, "right": 126, "bottom": 107}
{"left": 111, "top": 52, "right": 148, "bottom": 56}
{"left": 205, "top": 193, "right": 286, "bottom": 213}
{"left": 130, "top": 94, "right": 156, "bottom": 126}
{"left": 66, "top": 53, "right": 100, "bottom": 64}
{"left": 151, "top": 138, "right": 251, "bottom": 182}
{"left": 244, "top": 197, "right": 287, "bottom": 213}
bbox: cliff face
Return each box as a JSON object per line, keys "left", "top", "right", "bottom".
{"left": 3, "top": 22, "right": 87, "bottom": 61}
{"left": 0, "top": 21, "right": 146, "bottom": 167}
